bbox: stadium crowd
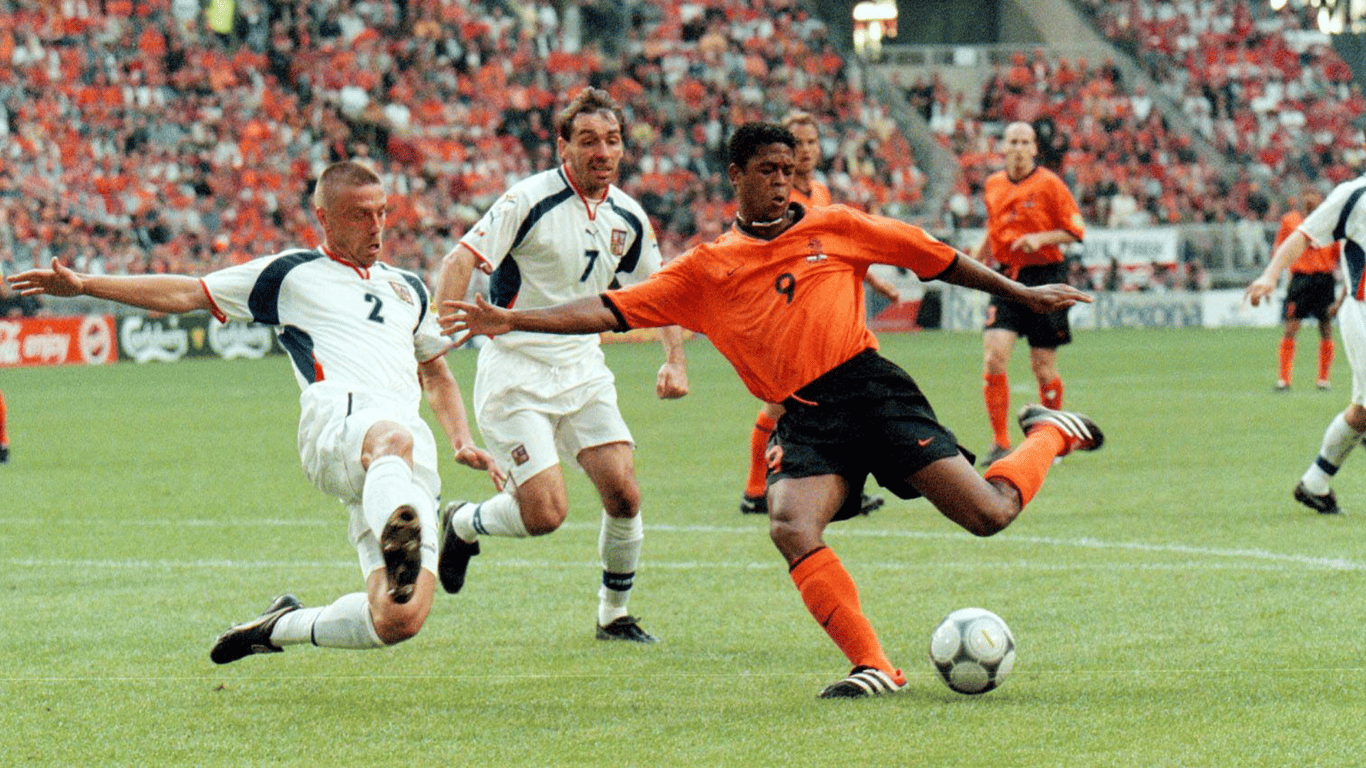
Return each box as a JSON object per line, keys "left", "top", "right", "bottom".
{"left": 0, "top": 0, "right": 926, "bottom": 285}
{"left": 2, "top": 0, "right": 1364, "bottom": 293}
{"left": 907, "top": 1, "right": 1366, "bottom": 235}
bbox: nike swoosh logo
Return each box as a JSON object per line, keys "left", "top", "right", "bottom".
{"left": 918, "top": 438, "right": 934, "bottom": 446}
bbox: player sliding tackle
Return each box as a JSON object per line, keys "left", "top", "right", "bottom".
{"left": 8, "top": 160, "right": 503, "bottom": 665}
{"left": 442, "top": 121, "right": 1106, "bottom": 699}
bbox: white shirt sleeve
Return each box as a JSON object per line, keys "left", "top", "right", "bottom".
{"left": 1299, "top": 180, "right": 1365, "bottom": 247}
{"left": 200, "top": 256, "right": 274, "bottom": 324}
{"left": 457, "top": 190, "right": 528, "bottom": 272}
{"left": 412, "top": 283, "right": 452, "bottom": 362}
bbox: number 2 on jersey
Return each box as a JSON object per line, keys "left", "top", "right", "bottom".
{"left": 365, "top": 293, "right": 385, "bottom": 323}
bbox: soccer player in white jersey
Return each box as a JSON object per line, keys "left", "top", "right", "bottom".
{"left": 1246, "top": 169, "right": 1366, "bottom": 515}
{"left": 434, "top": 87, "right": 689, "bottom": 643}
{"left": 7, "top": 160, "right": 502, "bottom": 662}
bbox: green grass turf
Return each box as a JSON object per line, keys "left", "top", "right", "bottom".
{"left": 2, "top": 326, "right": 1364, "bottom": 766}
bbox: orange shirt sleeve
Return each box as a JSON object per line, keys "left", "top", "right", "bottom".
{"left": 605, "top": 206, "right": 958, "bottom": 402}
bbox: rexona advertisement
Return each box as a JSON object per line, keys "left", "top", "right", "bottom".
{"left": 0, "top": 315, "right": 117, "bottom": 368}
{"left": 117, "top": 312, "right": 281, "bottom": 363}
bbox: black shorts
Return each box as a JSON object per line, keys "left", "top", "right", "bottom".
{"left": 1284, "top": 272, "right": 1336, "bottom": 321}
{"left": 771, "top": 349, "right": 972, "bottom": 520}
{"left": 986, "top": 262, "right": 1072, "bottom": 349}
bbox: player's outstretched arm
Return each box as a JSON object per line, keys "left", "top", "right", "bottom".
{"left": 937, "top": 253, "right": 1091, "bottom": 313}
{"left": 1245, "top": 230, "right": 1309, "bottom": 307}
{"left": 656, "top": 325, "right": 689, "bottom": 400}
{"left": 440, "top": 293, "right": 622, "bottom": 346}
{"left": 7, "top": 258, "right": 210, "bottom": 314}
{"left": 418, "top": 355, "right": 505, "bottom": 490}
{"left": 435, "top": 245, "right": 481, "bottom": 315}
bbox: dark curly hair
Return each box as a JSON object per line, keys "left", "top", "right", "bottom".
{"left": 727, "top": 122, "right": 796, "bottom": 170}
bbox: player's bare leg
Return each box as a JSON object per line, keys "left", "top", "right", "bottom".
{"left": 365, "top": 567, "right": 435, "bottom": 644}
{"left": 920, "top": 405, "right": 1104, "bottom": 538}
{"left": 579, "top": 442, "right": 656, "bottom": 642}
{"left": 437, "top": 468, "right": 547, "bottom": 594}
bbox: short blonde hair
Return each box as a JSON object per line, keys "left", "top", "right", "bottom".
{"left": 781, "top": 110, "right": 819, "bottom": 134}
{"left": 313, "top": 160, "right": 382, "bottom": 210}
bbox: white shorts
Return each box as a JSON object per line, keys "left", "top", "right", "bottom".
{"left": 298, "top": 382, "right": 441, "bottom": 575}
{"left": 472, "top": 343, "right": 633, "bottom": 486}
{"left": 1341, "top": 298, "right": 1366, "bottom": 406}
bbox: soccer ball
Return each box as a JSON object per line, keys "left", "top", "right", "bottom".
{"left": 928, "top": 607, "right": 1016, "bottom": 695}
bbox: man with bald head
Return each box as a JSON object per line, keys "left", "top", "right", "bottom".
{"left": 971, "top": 121, "right": 1085, "bottom": 465}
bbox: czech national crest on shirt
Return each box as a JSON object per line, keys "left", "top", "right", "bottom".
{"left": 610, "top": 229, "right": 628, "bottom": 256}
{"left": 389, "top": 281, "right": 415, "bottom": 305}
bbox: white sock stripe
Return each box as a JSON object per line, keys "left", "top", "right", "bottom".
{"left": 847, "top": 675, "right": 875, "bottom": 695}
{"left": 1031, "top": 409, "right": 1090, "bottom": 441}
{"left": 849, "top": 669, "right": 897, "bottom": 693}
{"left": 1055, "top": 411, "right": 1090, "bottom": 440}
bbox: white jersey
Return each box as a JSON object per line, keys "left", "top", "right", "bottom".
{"left": 200, "top": 248, "right": 449, "bottom": 406}
{"left": 457, "top": 164, "right": 663, "bottom": 367}
{"left": 1300, "top": 175, "right": 1366, "bottom": 301}
{"left": 1299, "top": 175, "right": 1366, "bottom": 403}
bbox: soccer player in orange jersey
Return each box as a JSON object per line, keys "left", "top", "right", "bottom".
{"left": 444, "top": 122, "right": 1105, "bottom": 699}
{"left": 739, "top": 111, "right": 897, "bottom": 517}
{"left": 971, "top": 121, "right": 1085, "bottom": 465}
{"left": 1273, "top": 190, "right": 1343, "bottom": 391}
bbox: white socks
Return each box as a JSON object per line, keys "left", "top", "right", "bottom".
{"left": 598, "top": 511, "right": 643, "bottom": 626}
{"left": 271, "top": 592, "right": 384, "bottom": 649}
{"left": 1302, "top": 412, "right": 1365, "bottom": 495}
{"left": 449, "top": 493, "right": 527, "bottom": 541}
{"left": 362, "top": 456, "right": 420, "bottom": 537}
{"left": 449, "top": 498, "right": 645, "bottom": 626}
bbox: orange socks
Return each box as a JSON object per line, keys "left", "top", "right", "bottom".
{"left": 0, "top": 390, "right": 7, "bottom": 446}
{"left": 1039, "top": 376, "right": 1063, "bottom": 410}
{"left": 983, "top": 373, "right": 1010, "bottom": 449}
{"left": 744, "top": 410, "right": 778, "bottom": 498}
{"left": 1319, "top": 339, "right": 1334, "bottom": 384}
{"left": 1279, "top": 337, "right": 1295, "bottom": 386}
{"left": 983, "top": 423, "right": 1067, "bottom": 505}
{"left": 790, "top": 546, "right": 899, "bottom": 679}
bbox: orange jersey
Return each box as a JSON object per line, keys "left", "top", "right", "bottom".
{"left": 982, "top": 166, "right": 1084, "bottom": 268}
{"left": 790, "top": 179, "right": 832, "bottom": 208}
{"left": 1278, "top": 210, "right": 1341, "bottom": 274}
{"left": 604, "top": 204, "right": 959, "bottom": 403}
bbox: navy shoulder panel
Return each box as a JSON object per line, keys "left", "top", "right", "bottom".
{"left": 607, "top": 197, "right": 645, "bottom": 274}
{"left": 247, "top": 249, "right": 324, "bottom": 326}
{"left": 510, "top": 174, "right": 577, "bottom": 253}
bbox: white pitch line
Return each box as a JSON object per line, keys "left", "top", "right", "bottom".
{"left": 6, "top": 521, "right": 1363, "bottom": 572}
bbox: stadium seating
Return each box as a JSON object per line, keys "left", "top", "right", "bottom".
{"left": 2, "top": 0, "right": 1362, "bottom": 289}
{"left": 0, "top": 0, "right": 923, "bottom": 283}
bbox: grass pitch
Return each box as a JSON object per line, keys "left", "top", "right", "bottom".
{"left": 3, "top": 326, "right": 1364, "bottom": 766}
